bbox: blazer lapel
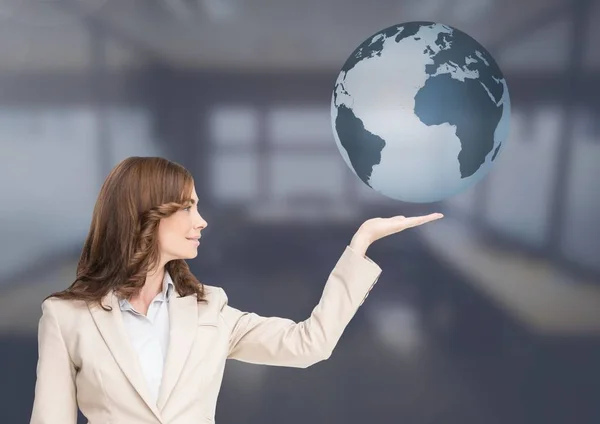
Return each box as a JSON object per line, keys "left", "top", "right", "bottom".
{"left": 88, "top": 291, "right": 163, "bottom": 423}
{"left": 156, "top": 292, "right": 199, "bottom": 410}
{"left": 157, "top": 290, "right": 218, "bottom": 411}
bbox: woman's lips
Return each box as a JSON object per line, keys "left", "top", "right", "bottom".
{"left": 186, "top": 238, "right": 200, "bottom": 246}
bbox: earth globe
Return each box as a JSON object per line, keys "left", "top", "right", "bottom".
{"left": 331, "top": 21, "right": 511, "bottom": 203}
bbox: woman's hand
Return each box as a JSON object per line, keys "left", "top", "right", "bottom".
{"left": 350, "top": 213, "right": 444, "bottom": 256}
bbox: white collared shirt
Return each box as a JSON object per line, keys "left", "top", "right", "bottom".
{"left": 118, "top": 272, "right": 174, "bottom": 406}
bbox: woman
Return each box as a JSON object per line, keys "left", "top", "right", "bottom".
{"left": 30, "top": 156, "right": 442, "bottom": 424}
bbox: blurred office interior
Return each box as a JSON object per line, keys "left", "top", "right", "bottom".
{"left": 0, "top": 0, "right": 599, "bottom": 423}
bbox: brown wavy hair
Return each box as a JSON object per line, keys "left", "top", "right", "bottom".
{"left": 45, "top": 156, "right": 206, "bottom": 311}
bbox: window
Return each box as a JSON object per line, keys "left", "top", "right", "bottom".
{"left": 266, "top": 106, "right": 333, "bottom": 148}
{"left": 208, "top": 105, "right": 258, "bottom": 148}
{"left": 209, "top": 152, "right": 259, "bottom": 202}
{"left": 268, "top": 152, "right": 345, "bottom": 202}
{"left": 207, "top": 105, "right": 259, "bottom": 203}
{"left": 265, "top": 106, "right": 347, "bottom": 208}
{"left": 0, "top": 106, "right": 100, "bottom": 281}
{"left": 207, "top": 103, "right": 387, "bottom": 216}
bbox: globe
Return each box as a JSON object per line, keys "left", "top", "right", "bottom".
{"left": 331, "top": 21, "right": 511, "bottom": 203}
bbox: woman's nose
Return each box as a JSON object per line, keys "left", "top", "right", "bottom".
{"left": 195, "top": 215, "right": 208, "bottom": 229}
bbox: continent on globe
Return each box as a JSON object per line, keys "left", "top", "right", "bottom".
{"left": 331, "top": 21, "right": 510, "bottom": 203}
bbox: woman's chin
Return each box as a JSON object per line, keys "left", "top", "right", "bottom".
{"left": 170, "top": 248, "right": 199, "bottom": 261}
{"left": 186, "top": 249, "right": 199, "bottom": 259}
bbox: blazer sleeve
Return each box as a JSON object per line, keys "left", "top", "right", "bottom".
{"left": 30, "top": 299, "right": 78, "bottom": 424}
{"left": 219, "top": 245, "right": 382, "bottom": 368}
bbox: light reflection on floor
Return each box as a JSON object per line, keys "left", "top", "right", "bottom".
{"left": 364, "top": 299, "right": 425, "bottom": 357}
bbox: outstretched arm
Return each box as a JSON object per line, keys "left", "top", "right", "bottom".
{"left": 220, "top": 245, "right": 381, "bottom": 368}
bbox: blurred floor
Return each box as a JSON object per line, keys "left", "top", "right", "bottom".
{"left": 421, "top": 219, "right": 600, "bottom": 336}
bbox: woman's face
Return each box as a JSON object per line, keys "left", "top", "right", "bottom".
{"left": 157, "top": 185, "right": 207, "bottom": 264}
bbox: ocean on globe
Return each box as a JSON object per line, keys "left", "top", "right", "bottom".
{"left": 331, "top": 21, "right": 511, "bottom": 203}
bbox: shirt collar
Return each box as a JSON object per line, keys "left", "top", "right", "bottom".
{"left": 118, "top": 271, "right": 175, "bottom": 311}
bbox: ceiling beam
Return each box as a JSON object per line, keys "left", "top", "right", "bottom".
{"left": 51, "top": 0, "right": 170, "bottom": 64}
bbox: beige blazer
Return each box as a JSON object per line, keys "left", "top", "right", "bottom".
{"left": 30, "top": 246, "right": 382, "bottom": 424}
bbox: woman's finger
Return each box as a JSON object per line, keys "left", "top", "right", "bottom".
{"left": 398, "top": 213, "right": 443, "bottom": 230}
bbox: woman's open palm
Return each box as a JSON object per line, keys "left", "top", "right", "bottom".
{"left": 355, "top": 213, "right": 444, "bottom": 246}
